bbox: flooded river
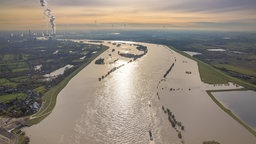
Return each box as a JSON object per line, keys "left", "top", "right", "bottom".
{"left": 24, "top": 41, "right": 256, "bottom": 144}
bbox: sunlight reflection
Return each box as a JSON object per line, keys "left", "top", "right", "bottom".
{"left": 112, "top": 62, "right": 136, "bottom": 111}
{"left": 114, "top": 60, "right": 127, "bottom": 67}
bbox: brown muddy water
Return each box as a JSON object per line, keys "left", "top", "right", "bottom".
{"left": 24, "top": 41, "right": 256, "bottom": 144}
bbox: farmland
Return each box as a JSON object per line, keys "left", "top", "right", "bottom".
{"left": 0, "top": 39, "right": 108, "bottom": 117}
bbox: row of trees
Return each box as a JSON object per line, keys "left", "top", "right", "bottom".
{"left": 162, "top": 106, "right": 185, "bottom": 142}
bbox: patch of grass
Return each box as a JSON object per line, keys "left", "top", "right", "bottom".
{"left": 22, "top": 54, "right": 30, "bottom": 60}
{"left": 12, "top": 129, "right": 29, "bottom": 144}
{"left": 1, "top": 62, "right": 29, "bottom": 73}
{"left": 33, "top": 46, "right": 47, "bottom": 49}
{"left": 28, "top": 46, "right": 109, "bottom": 125}
{"left": 46, "top": 59, "right": 54, "bottom": 62}
{"left": 214, "top": 64, "right": 256, "bottom": 77}
{"left": 12, "top": 67, "right": 29, "bottom": 72}
{"left": 3, "top": 54, "right": 14, "bottom": 61}
{"left": 7, "top": 62, "right": 28, "bottom": 69}
{"left": 198, "top": 61, "right": 229, "bottom": 84}
{"left": 34, "top": 86, "right": 46, "bottom": 94}
{"left": 81, "top": 51, "right": 88, "bottom": 55}
{"left": 11, "top": 76, "right": 29, "bottom": 82}
{"left": 207, "top": 90, "right": 256, "bottom": 137}
{"left": 0, "top": 93, "right": 27, "bottom": 103}
{"left": 169, "top": 46, "right": 229, "bottom": 84}
{"left": 0, "top": 78, "right": 18, "bottom": 87}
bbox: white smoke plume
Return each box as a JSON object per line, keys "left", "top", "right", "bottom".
{"left": 40, "top": 0, "right": 56, "bottom": 36}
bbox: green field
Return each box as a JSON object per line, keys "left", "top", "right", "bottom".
{"left": 2, "top": 54, "right": 15, "bottom": 61}
{"left": 0, "top": 54, "right": 30, "bottom": 61}
{"left": 0, "top": 78, "right": 18, "bottom": 87}
{"left": 214, "top": 64, "right": 256, "bottom": 77}
{"left": 0, "top": 93, "right": 27, "bottom": 103}
{"left": 11, "top": 76, "right": 29, "bottom": 82}
{"left": 34, "top": 86, "right": 46, "bottom": 94}
{"left": 0, "top": 61, "right": 29, "bottom": 73}
{"left": 197, "top": 60, "right": 256, "bottom": 90}
{"left": 198, "top": 61, "right": 230, "bottom": 84}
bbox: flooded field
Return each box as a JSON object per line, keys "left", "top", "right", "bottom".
{"left": 24, "top": 41, "right": 256, "bottom": 144}
{"left": 213, "top": 90, "right": 256, "bottom": 130}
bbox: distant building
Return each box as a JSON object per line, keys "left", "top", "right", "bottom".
{"left": 28, "top": 29, "right": 32, "bottom": 41}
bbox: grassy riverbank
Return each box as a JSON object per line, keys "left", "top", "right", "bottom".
{"left": 27, "top": 45, "right": 108, "bottom": 125}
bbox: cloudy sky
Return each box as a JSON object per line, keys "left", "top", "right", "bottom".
{"left": 0, "top": 0, "right": 256, "bottom": 31}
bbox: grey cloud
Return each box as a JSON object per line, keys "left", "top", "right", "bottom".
{"left": 192, "top": 21, "right": 256, "bottom": 29}
{"left": 0, "top": 0, "right": 38, "bottom": 7}
{"left": 1, "top": 0, "right": 256, "bottom": 13}
{"left": 79, "top": 13, "right": 108, "bottom": 17}
{"left": 50, "top": 0, "right": 113, "bottom": 6}
{"left": 63, "top": 13, "right": 109, "bottom": 17}
{"left": 161, "top": 0, "right": 256, "bottom": 13}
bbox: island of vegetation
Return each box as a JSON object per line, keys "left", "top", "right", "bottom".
{"left": 95, "top": 58, "right": 105, "bottom": 65}
{"left": 98, "top": 43, "right": 148, "bottom": 81}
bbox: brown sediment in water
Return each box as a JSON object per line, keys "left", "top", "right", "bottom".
{"left": 24, "top": 41, "right": 256, "bottom": 144}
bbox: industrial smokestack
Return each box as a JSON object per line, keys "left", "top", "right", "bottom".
{"left": 39, "top": 0, "right": 56, "bottom": 38}
{"left": 40, "top": 0, "right": 47, "bottom": 7}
